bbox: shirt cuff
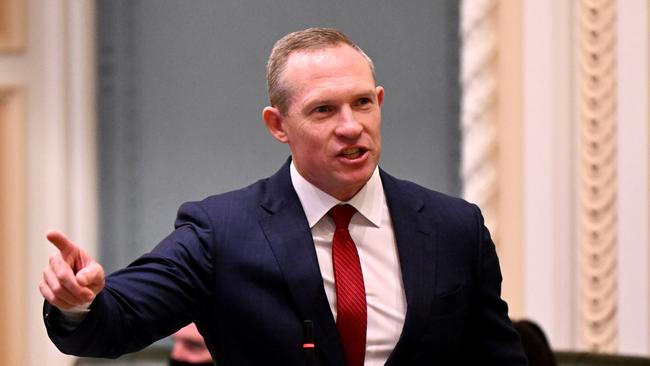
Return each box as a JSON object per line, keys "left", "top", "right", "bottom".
{"left": 57, "top": 302, "right": 92, "bottom": 331}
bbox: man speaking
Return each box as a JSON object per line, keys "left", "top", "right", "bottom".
{"left": 40, "top": 28, "right": 528, "bottom": 365}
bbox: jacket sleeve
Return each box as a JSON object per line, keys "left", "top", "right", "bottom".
{"left": 44, "top": 201, "right": 215, "bottom": 358}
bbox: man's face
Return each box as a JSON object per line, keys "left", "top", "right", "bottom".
{"left": 170, "top": 324, "right": 212, "bottom": 364}
{"left": 265, "top": 44, "right": 384, "bottom": 201}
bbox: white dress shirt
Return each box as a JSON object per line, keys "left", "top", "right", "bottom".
{"left": 290, "top": 162, "right": 407, "bottom": 366}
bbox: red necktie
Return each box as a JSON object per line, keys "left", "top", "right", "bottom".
{"left": 328, "top": 204, "right": 366, "bottom": 366}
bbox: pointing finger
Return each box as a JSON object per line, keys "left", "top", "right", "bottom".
{"left": 46, "top": 230, "right": 77, "bottom": 257}
{"left": 46, "top": 230, "right": 96, "bottom": 272}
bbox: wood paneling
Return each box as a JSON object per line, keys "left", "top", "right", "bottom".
{"left": 0, "top": 87, "right": 26, "bottom": 365}
{"left": 0, "top": 0, "right": 25, "bottom": 52}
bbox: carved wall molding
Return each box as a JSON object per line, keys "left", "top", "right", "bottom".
{"left": 578, "top": 0, "right": 618, "bottom": 353}
{"left": 460, "top": 0, "right": 499, "bottom": 242}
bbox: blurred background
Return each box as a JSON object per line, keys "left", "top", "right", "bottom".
{"left": 0, "top": 0, "right": 648, "bottom": 365}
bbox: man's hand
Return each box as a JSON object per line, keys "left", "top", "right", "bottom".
{"left": 39, "top": 231, "right": 105, "bottom": 310}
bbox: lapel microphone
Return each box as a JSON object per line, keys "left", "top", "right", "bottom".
{"left": 303, "top": 320, "right": 315, "bottom": 366}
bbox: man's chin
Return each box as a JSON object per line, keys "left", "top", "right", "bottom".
{"left": 343, "top": 162, "right": 376, "bottom": 181}
{"left": 331, "top": 172, "right": 375, "bottom": 200}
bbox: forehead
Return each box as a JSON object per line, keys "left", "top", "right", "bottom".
{"left": 285, "top": 44, "right": 372, "bottom": 82}
{"left": 282, "top": 45, "right": 375, "bottom": 106}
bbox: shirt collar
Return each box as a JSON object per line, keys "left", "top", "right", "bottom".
{"left": 290, "top": 161, "right": 384, "bottom": 228}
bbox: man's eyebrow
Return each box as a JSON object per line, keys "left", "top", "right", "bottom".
{"left": 304, "top": 90, "right": 376, "bottom": 107}
{"left": 305, "top": 98, "right": 334, "bottom": 107}
{"left": 354, "top": 90, "right": 375, "bottom": 97}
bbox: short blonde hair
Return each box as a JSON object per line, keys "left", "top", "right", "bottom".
{"left": 266, "top": 28, "right": 375, "bottom": 115}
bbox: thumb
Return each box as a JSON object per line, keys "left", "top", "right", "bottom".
{"left": 76, "top": 262, "right": 105, "bottom": 294}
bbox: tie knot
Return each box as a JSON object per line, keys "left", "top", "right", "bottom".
{"left": 328, "top": 204, "right": 357, "bottom": 229}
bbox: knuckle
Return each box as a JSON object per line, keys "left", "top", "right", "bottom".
{"left": 85, "top": 293, "right": 96, "bottom": 303}
{"left": 50, "top": 282, "right": 62, "bottom": 294}
{"left": 54, "top": 266, "right": 69, "bottom": 280}
{"left": 38, "top": 281, "right": 48, "bottom": 296}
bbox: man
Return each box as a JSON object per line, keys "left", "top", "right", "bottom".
{"left": 40, "top": 28, "right": 527, "bottom": 365}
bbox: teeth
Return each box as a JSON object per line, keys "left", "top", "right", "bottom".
{"left": 342, "top": 148, "right": 360, "bottom": 155}
{"left": 342, "top": 148, "right": 362, "bottom": 159}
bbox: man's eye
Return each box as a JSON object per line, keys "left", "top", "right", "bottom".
{"left": 314, "top": 106, "right": 332, "bottom": 113}
{"left": 357, "top": 98, "right": 372, "bottom": 106}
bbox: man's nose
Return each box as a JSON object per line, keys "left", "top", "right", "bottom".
{"left": 334, "top": 106, "right": 363, "bottom": 138}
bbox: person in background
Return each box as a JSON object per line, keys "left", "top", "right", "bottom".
{"left": 169, "top": 323, "right": 214, "bottom": 366}
{"left": 513, "top": 320, "right": 558, "bottom": 366}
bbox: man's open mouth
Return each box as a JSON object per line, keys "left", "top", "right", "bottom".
{"left": 340, "top": 147, "right": 366, "bottom": 159}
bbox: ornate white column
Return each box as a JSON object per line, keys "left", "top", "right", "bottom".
{"left": 578, "top": 0, "right": 618, "bottom": 353}
{"left": 462, "top": 0, "right": 529, "bottom": 318}
{"left": 460, "top": 0, "right": 500, "bottom": 241}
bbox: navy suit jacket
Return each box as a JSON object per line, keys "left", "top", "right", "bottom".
{"left": 45, "top": 160, "right": 527, "bottom": 365}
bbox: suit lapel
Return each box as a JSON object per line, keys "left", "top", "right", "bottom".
{"left": 258, "top": 161, "right": 345, "bottom": 366}
{"left": 380, "top": 171, "right": 438, "bottom": 365}
{"left": 257, "top": 163, "right": 438, "bottom": 365}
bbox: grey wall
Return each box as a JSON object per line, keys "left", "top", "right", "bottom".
{"left": 97, "top": 0, "right": 460, "bottom": 272}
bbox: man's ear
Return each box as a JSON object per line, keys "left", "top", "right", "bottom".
{"left": 262, "top": 106, "right": 289, "bottom": 143}
{"left": 376, "top": 86, "right": 385, "bottom": 107}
